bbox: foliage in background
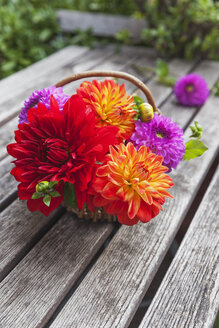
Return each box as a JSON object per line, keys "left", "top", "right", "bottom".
{"left": 0, "top": 0, "right": 218, "bottom": 79}
{"left": 155, "top": 59, "right": 176, "bottom": 87}
{"left": 212, "top": 80, "right": 219, "bottom": 96}
{"left": 1, "top": 0, "right": 136, "bottom": 79}
{"left": 52, "top": 0, "right": 138, "bottom": 15}
{"left": 142, "top": 0, "right": 219, "bottom": 60}
{"left": 0, "top": 0, "right": 58, "bottom": 78}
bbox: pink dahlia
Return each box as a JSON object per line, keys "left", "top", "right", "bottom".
{"left": 130, "top": 114, "right": 185, "bottom": 171}
{"left": 174, "top": 73, "right": 209, "bottom": 106}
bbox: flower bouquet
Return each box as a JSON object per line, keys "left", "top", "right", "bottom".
{"left": 7, "top": 71, "right": 208, "bottom": 226}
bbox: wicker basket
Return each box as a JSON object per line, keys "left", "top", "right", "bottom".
{"left": 56, "top": 71, "right": 160, "bottom": 222}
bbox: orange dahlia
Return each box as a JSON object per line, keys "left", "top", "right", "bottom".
{"left": 77, "top": 80, "right": 136, "bottom": 140}
{"left": 88, "top": 143, "right": 174, "bottom": 225}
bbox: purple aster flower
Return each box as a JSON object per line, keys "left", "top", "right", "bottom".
{"left": 19, "top": 86, "right": 69, "bottom": 124}
{"left": 174, "top": 73, "right": 209, "bottom": 106}
{"left": 130, "top": 114, "right": 185, "bottom": 171}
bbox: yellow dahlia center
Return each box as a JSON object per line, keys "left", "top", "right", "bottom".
{"left": 156, "top": 132, "right": 164, "bottom": 138}
{"left": 186, "top": 84, "right": 194, "bottom": 92}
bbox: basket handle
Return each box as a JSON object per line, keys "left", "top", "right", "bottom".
{"left": 55, "top": 71, "right": 160, "bottom": 114}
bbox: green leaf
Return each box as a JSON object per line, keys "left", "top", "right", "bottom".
{"left": 155, "top": 59, "right": 169, "bottom": 78}
{"left": 115, "top": 29, "right": 131, "bottom": 44}
{"left": 183, "top": 140, "right": 208, "bottom": 161}
{"left": 157, "top": 75, "right": 176, "bottom": 87}
{"left": 43, "top": 194, "right": 51, "bottom": 207}
{"left": 212, "top": 80, "right": 219, "bottom": 97}
{"left": 48, "top": 181, "right": 58, "bottom": 189}
{"left": 133, "top": 95, "right": 144, "bottom": 107}
{"left": 32, "top": 191, "right": 43, "bottom": 199}
{"left": 64, "top": 182, "right": 78, "bottom": 209}
{"left": 50, "top": 191, "right": 61, "bottom": 198}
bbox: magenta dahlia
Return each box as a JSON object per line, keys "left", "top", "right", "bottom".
{"left": 130, "top": 114, "right": 185, "bottom": 171}
{"left": 19, "top": 86, "right": 69, "bottom": 124}
{"left": 174, "top": 73, "right": 209, "bottom": 106}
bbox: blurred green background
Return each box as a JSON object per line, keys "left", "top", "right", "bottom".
{"left": 0, "top": 0, "right": 218, "bottom": 79}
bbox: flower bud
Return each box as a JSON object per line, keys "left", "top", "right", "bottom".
{"left": 138, "top": 103, "right": 154, "bottom": 123}
{"left": 36, "top": 181, "right": 50, "bottom": 193}
{"left": 189, "top": 121, "right": 203, "bottom": 139}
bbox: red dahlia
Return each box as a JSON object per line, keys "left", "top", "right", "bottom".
{"left": 7, "top": 95, "right": 118, "bottom": 213}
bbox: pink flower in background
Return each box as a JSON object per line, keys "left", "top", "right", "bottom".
{"left": 174, "top": 73, "right": 209, "bottom": 106}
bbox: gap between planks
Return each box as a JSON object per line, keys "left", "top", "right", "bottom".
{"left": 139, "top": 166, "right": 219, "bottom": 328}
{"left": 0, "top": 214, "right": 116, "bottom": 328}
{"left": 0, "top": 202, "right": 65, "bottom": 282}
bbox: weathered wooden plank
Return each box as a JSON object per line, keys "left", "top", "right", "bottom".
{"left": 0, "top": 156, "right": 16, "bottom": 211}
{"left": 0, "top": 46, "right": 114, "bottom": 126}
{"left": 49, "top": 94, "right": 219, "bottom": 328}
{"left": 57, "top": 10, "right": 147, "bottom": 38}
{"left": 0, "top": 46, "right": 88, "bottom": 104}
{"left": 138, "top": 58, "right": 196, "bottom": 107}
{"left": 0, "top": 200, "right": 64, "bottom": 282}
{"left": 0, "top": 214, "right": 114, "bottom": 328}
{"left": 140, "top": 168, "right": 219, "bottom": 328}
{"left": 62, "top": 48, "right": 158, "bottom": 99}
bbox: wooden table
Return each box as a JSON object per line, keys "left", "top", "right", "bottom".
{"left": 0, "top": 45, "right": 218, "bottom": 328}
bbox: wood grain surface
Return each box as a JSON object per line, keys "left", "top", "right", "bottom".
{"left": 0, "top": 46, "right": 88, "bottom": 105}
{"left": 0, "top": 214, "right": 114, "bottom": 328}
{"left": 0, "top": 156, "right": 16, "bottom": 211}
{"left": 140, "top": 167, "right": 219, "bottom": 328}
{"left": 0, "top": 200, "right": 63, "bottom": 282}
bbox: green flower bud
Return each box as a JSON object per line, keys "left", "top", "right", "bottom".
{"left": 189, "top": 121, "right": 203, "bottom": 139}
{"left": 33, "top": 181, "right": 60, "bottom": 206}
{"left": 36, "top": 181, "right": 50, "bottom": 193}
{"left": 139, "top": 103, "right": 154, "bottom": 123}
